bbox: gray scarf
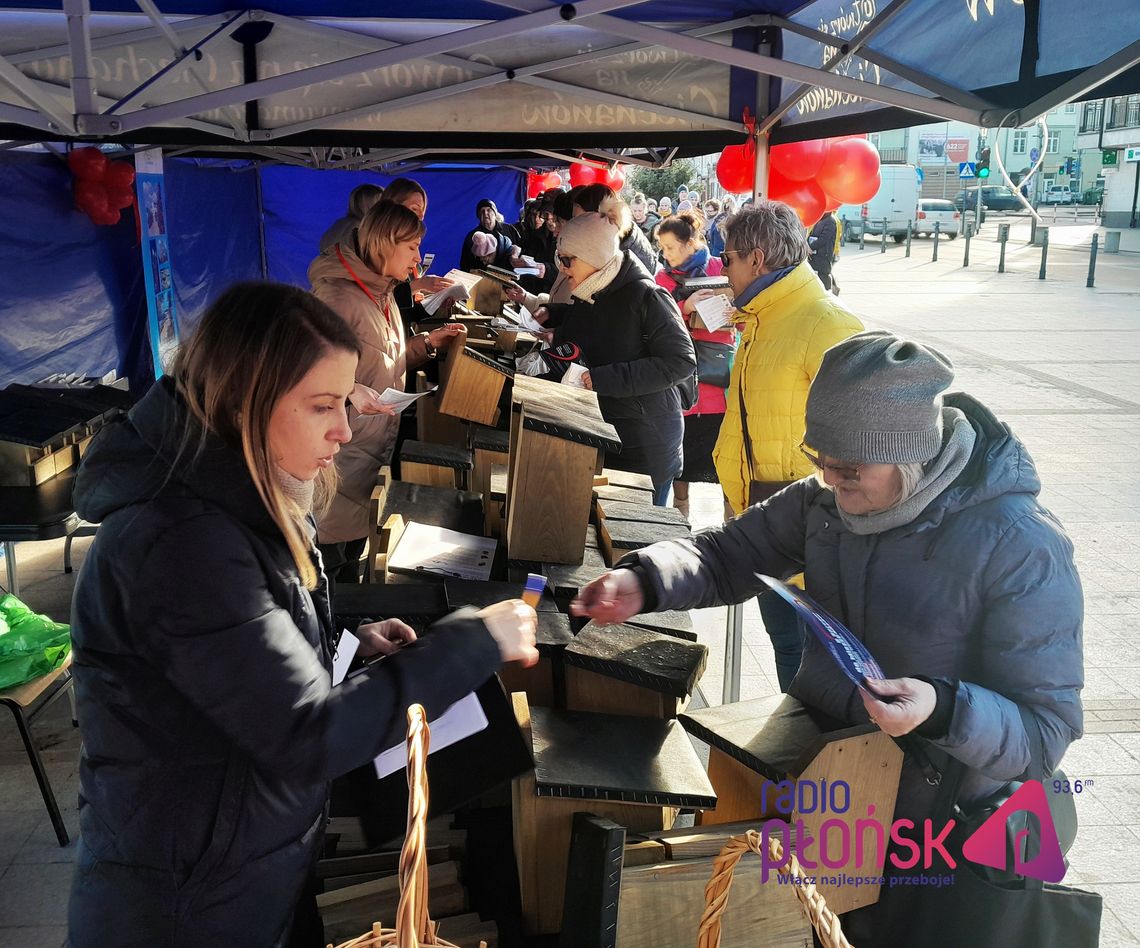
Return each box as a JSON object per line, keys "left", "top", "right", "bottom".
{"left": 273, "top": 465, "right": 317, "bottom": 543}
{"left": 836, "top": 406, "right": 976, "bottom": 536}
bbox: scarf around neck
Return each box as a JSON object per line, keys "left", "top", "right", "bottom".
{"left": 671, "top": 245, "right": 711, "bottom": 277}
{"left": 733, "top": 264, "right": 797, "bottom": 310}
{"left": 836, "top": 406, "right": 977, "bottom": 536}
{"left": 571, "top": 252, "right": 624, "bottom": 303}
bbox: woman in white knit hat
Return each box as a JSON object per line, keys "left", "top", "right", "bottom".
{"left": 550, "top": 207, "right": 696, "bottom": 505}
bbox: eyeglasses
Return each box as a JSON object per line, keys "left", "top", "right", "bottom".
{"left": 800, "top": 443, "right": 861, "bottom": 482}
{"left": 557, "top": 254, "right": 577, "bottom": 269}
{"left": 719, "top": 248, "right": 756, "bottom": 267}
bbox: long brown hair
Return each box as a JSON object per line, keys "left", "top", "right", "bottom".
{"left": 173, "top": 281, "right": 361, "bottom": 589}
{"left": 356, "top": 200, "right": 425, "bottom": 275}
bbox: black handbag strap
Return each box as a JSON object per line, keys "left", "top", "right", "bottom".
{"left": 736, "top": 355, "right": 756, "bottom": 485}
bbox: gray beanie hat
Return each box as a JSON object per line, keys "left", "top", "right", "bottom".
{"left": 805, "top": 330, "right": 955, "bottom": 464}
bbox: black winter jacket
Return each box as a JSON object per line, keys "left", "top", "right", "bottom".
{"left": 67, "top": 377, "right": 501, "bottom": 946}
{"left": 553, "top": 252, "right": 695, "bottom": 426}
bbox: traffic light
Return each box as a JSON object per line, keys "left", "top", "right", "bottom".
{"left": 977, "top": 147, "right": 991, "bottom": 179}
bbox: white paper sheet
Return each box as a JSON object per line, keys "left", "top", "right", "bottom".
{"left": 694, "top": 293, "right": 737, "bottom": 332}
{"left": 375, "top": 385, "right": 437, "bottom": 413}
{"left": 421, "top": 269, "right": 482, "bottom": 315}
{"left": 561, "top": 362, "right": 590, "bottom": 388}
{"left": 373, "top": 691, "right": 489, "bottom": 779}
{"left": 332, "top": 629, "right": 360, "bottom": 686}
{"left": 387, "top": 521, "right": 497, "bottom": 581}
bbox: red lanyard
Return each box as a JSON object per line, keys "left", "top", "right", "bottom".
{"left": 335, "top": 243, "right": 397, "bottom": 334}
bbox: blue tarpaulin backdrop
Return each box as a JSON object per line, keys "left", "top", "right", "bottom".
{"left": 0, "top": 154, "right": 524, "bottom": 388}
{"left": 261, "top": 165, "right": 523, "bottom": 289}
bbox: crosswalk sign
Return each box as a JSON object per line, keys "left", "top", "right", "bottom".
{"left": 959, "top": 162, "right": 977, "bottom": 179}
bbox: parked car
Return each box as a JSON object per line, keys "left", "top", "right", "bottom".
{"left": 1041, "top": 185, "right": 1074, "bottom": 205}
{"left": 953, "top": 186, "right": 1023, "bottom": 212}
{"left": 914, "top": 199, "right": 961, "bottom": 238}
{"left": 1080, "top": 186, "right": 1104, "bottom": 206}
{"left": 837, "top": 165, "right": 922, "bottom": 242}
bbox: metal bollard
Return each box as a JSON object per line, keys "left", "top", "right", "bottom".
{"left": 1087, "top": 233, "right": 1099, "bottom": 288}
{"left": 998, "top": 223, "right": 1009, "bottom": 273}
{"left": 963, "top": 223, "right": 973, "bottom": 267}
{"left": 1030, "top": 215, "right": 1037, "bottom": 245}
{"left": 859, "top": 221, "right": 865, "bottom": 250}
{"left": 932, "top": 221, "right": 940, "bottom": 262}
{"left": 905, "top": 220, "right": 912, "bottom": 257}
{"left": 1038, "top": 226, "right": 1049, "bottom": 279}
{"left": 881, "top": 219, "right": 888, "bottom": 253}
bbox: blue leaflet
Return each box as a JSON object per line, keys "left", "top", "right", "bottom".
{"left": 759, "top": 575, "right": 886, "bottom": 693}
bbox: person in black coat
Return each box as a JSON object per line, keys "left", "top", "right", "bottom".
{"left": 67, "top": 282, "right": 537, "bottom": 947}
{"left": 459, "top": 198, "right": 522, "bottom": 271}
{"left": 808, "top": 212, "right": 839, "bottom": 292}
{"left": 551, "top": 210, "right": 696, "bottom": 506}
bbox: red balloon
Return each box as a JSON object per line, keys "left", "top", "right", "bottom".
{"left": 90, "top": 206, "right": 121, "bottom": 226}
{"left": 823, "top": 194, "right": 842, "bottom": 213}
{"left": 527, "top": 173, "right": 545, "bottom": 199}
{"left": 770, "top": 139, "right": 831, "bottom": 182}
{"left": 108, "top": 187, "right": 134, "bottom": 210}
{"left": 816, "top": 138, "right": 881, "bottom": 205}
{"left": 67, "top": 147, "right": 107, "bottom": 182}
{"left": 599, "top": 164, "right": 626, "bottom": 190}
{"left": 74, "top": 179, "right": 109, "bottom": 216}
{"left": 568, "top": 163, "right": 600, "bottom": 187}
{"left": 542, "top": 171, "right": 564, "bottom": 190}
{"left": 716, "top": 144, "right": 754, "bottom": 194}
{"left": 103, "top": 161, "right": 136, "bottom": 190}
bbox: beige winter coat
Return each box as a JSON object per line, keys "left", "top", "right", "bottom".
{"left": 308, "top": 241, "right": 432, "bottom": 544}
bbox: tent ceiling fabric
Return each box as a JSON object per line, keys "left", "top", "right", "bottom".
{"left": 0, "top": 1, "right": 1138, "bottom": 166}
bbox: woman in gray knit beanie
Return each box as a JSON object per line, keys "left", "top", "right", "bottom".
{"left": 573, "top": 328, "right": 1084, "bottom": 943}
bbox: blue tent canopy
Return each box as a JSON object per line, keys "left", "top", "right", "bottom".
{"left": 0, "top": 1, "right": 1136, "bottom": 165}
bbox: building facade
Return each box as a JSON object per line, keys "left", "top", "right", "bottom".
{"left": 1077, "top": 95, "right": 1140, "bottom": 229}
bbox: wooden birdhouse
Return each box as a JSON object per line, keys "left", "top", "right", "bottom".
{"left": 397, "top": 440, "right": 473, "bottom": 490}
{"left": 506, "top": 376, "right": 620, "bottom": 565}
{"left": 437, "top": 342, "right": 514, "bottom": 428}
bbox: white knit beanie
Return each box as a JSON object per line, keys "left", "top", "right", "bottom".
{"left": 557, "top": 212, "right": 621, "bottom": 269}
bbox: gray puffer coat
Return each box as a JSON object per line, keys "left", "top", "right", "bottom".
{"left": 622, "top": 393, "right": 1084, "bottom": 819}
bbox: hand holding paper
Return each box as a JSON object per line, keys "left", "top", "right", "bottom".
{"left": 693, "top": 293, "right": 737, "bottom": 333}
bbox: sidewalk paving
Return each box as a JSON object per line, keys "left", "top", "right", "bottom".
{"left": 0, "top": 233, "right": 1138, "bottom": 944}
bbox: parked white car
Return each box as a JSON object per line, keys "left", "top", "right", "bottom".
{"left": 1042, "top": 185, "right": 1074, "bottom": 205}
{"left": 914, "top": 199, "right": 961, "bottom": 238}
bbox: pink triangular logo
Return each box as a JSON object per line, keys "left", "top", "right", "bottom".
{"left": 961, "top": 780, "right": 1066, "bottom": 883}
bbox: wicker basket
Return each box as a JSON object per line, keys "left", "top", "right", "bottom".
{"left": 699, "top": 829, "right": 853, "bottom": 948}
{"left": 327, "top": 704, "right": 486, "bottom": 948}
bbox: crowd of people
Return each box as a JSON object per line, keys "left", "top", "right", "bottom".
{"left": 65, "top": 168, "right": 1085, "bottom": 946}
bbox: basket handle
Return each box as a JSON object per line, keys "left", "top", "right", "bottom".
{"left": 396, "top": 704, "right": 435, "bottom": 948}
{"left": 698, "top": 830, "right": 854, "bottom": 948}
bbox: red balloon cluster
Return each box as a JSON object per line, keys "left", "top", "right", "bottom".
{"left": 526, "top": 169, "right": 564, "bottom": 198}
{"left": 68, "top": 147, "right": 135, "bottom": 226}
{"left": 567, "top": 162, "right": 626, "bottom": 190}
{"left": 716, "top": 136, "right": 881, "bottom": 228}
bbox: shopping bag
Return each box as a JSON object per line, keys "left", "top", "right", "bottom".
{"left": 0, "top": 594, "right": 71, "bottom": 690}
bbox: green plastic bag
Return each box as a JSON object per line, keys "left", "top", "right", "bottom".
{"left": 0, "top": 594, "right": 71, "bottom": 690}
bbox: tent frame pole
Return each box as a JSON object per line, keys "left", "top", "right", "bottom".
{"left": 756, "top": 0, "right": 916, "bottom": 136}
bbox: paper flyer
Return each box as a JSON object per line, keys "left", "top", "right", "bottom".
{"left": 758, "top": 575, "right": 885, "bottom": 692}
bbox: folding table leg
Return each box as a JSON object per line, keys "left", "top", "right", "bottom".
{"left": 4, "top": 702, "right": 69, "bottom": 846}
{"left": 3, "top": 541, "right": 17, "bottom": 596}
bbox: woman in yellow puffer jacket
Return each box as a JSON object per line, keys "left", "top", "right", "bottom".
{"left": 714, "top": 201, "right": 863, "bottom": 689}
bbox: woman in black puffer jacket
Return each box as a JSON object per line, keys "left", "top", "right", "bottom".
{"left": 67, "top": 282, "right": 537, "bottom": 946}
{"left": 551, "top": 209, "right": 696, "bottom": 506}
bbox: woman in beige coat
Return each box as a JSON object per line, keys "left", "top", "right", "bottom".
{"left": 308, "top": 200, "right": 463, "bottom": 579}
